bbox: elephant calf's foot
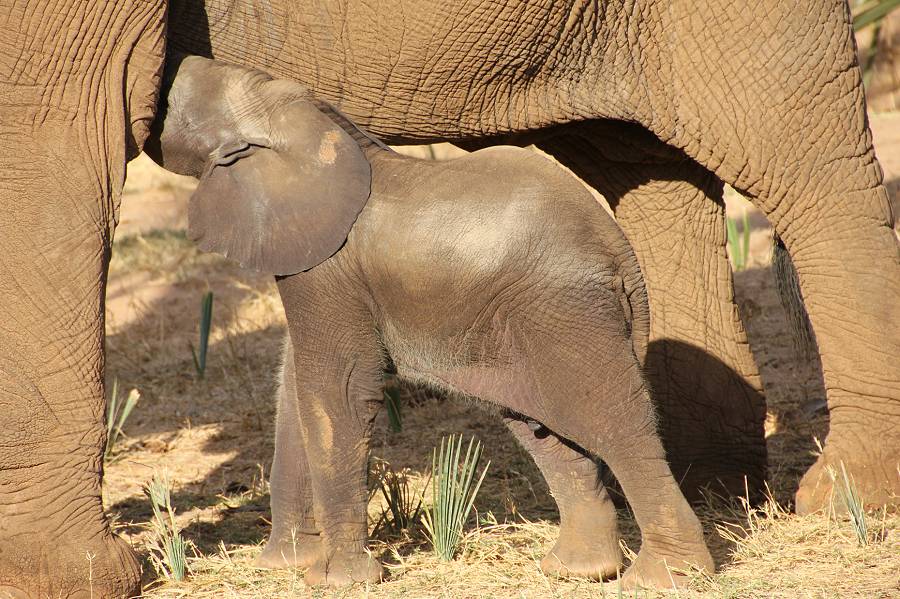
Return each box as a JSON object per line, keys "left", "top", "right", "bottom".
{"left": 255, "top": 533, "right": 324, "bottom": 569}
{"left": 0, "top": 533, "right": 140, "bottom": 599}
{"left": 618, "top": 544, "right": 714, "bottom": 590}
{"left": 540, "top": 531, "right": 622, "bottom": 580}
{"left": 795, "top": 444, "right": 900, "bottom": 515}
{"left": 305, "top": 552, "right": 383, "bottom": 586}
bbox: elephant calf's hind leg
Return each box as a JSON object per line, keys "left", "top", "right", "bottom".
{"left": 539, "top": 132, "right": 768, "bottom": 501}
{"left": 504, "top": 418, "right": 622, "bottom": 580}
{"left": 520, "top": 318, "right": 714, "bottom": 589}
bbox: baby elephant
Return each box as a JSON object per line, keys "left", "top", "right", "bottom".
{"left": 148, "top": 54, "right": 714, "bottom": 589}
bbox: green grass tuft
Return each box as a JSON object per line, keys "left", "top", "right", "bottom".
{"left": 726, "top": 211, "right": 751, "bottom": 271}
{"left": 371, "top": 459, "right": 426, "bottom": 538}
{"left": 827, "top": 461, "right": 869, "bottom": 546}
{"left": 422, "top": 434, "right": 490, "bottom": 561}
{"left": 145, "top": 471, "right": 192, "bottom": 581}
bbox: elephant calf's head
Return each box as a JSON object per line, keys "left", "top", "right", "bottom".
{"left": 145, "top": 55, "right": 371, "bottom": 275}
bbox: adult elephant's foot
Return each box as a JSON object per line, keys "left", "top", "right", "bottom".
{"left": 0, "top": 533, "right": 140, "bottom": 599}
{"left": 617, "top": 543, "right": 714, "bottom": 590}
{"left": 540, "top": 535, "right": 622, "bottom": 580}
{"left": 795, "top": 434, "right": 900, "bottom": 514}
{"left": 305, "top": 552, "right": 383, "bottom": 586}
{"left": 254, "top": 532, "right": 324, "bottom": 569}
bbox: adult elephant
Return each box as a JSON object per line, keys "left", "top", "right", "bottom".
{"left": 0, "top": 0, "right": 897, "bottom": 597}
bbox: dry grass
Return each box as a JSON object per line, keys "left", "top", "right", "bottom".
{"left": 104, "top": 158, "right": 900, "bottom": 599}
{"left": 139, "top": 509, "right": 900, "bottom": 599}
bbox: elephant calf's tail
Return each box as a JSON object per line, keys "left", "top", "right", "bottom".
{"left": 773, "top": 235, "right": 818, "bottom": 363}
{"left": 618, "top": 247, "right": 650, "bottom": 367}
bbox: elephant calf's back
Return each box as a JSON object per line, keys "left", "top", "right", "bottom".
{"left": 363, "top": 146, "right": 624, "bottom": 292}
{"left": 355, "top": 147, "right": 640, "bottom": 363}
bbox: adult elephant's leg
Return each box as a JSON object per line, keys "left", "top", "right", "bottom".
{"left": 0, "top": 107, "right": 142, "bottom": 594}
{"left": 504, "top": 417, "right": 622, "bottom": 580}
{"left": 638, "top": 2, "right": 900, "bottom": 512}
{"left": 0, "top": 2, "right": 165, "bottom": 597}
{"left": 256, "top": 337, "right": 323, "bottom": 568}
{"left": 539, "top": 130, "right": 767, "bottom": 501}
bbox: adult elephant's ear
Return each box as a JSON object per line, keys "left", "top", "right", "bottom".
{"left": 188, "top": 101, "right": 371, "bottom": 275}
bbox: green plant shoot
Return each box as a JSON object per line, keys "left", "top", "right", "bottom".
{"left": 191, "top": 291, "right": 214, "bottom": 378}
{"left": 105, "top": 378, "right": 140, "bottom": 459}
{"left": 422, "top": 434, "right": 490, "bottom": 561}
{"left": 727, "top": 211, "right": 751, "bottom": 271}
{"left": 853, "top": 0, "right": 900, "bottom": 31}
{"left": 145, "top": 471, "right": 190, "bottom": 581}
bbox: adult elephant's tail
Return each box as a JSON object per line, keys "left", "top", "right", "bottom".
{"left": 772, "top": 235, "right": 817, "bottom": 365}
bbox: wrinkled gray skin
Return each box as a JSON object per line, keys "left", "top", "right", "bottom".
{"left": 150, "top": 55, "right": 714, "bottom": 588}
{"left": 2, "top": 1, "right": 899, "bottom": 597}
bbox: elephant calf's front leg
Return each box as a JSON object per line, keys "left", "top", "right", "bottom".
{"left": 279, "top": 278, "right": 385, "bottom": 586}
{"left": 294, "top": 363, "right": 384, "bottom": 585}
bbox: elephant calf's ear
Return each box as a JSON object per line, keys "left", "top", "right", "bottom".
{"left": 188, "top": 101, "right": 371, "bottom": 275}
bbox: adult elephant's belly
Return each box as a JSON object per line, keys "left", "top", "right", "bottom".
{"left": 166, "top": 0, "right": 635, "bottom": 140}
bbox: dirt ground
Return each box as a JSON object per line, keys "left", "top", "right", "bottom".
{"left": 104, "top": 116, "right": 900, "bottom": 598}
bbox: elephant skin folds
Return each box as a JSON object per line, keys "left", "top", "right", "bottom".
{"left": 0, "top": 1, "right": 165, "bottom": 598}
